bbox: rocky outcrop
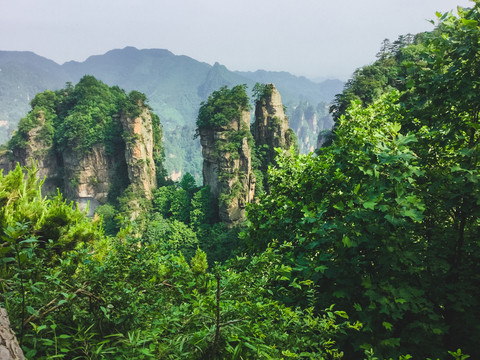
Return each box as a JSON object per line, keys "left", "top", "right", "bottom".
{"left": 254, "top": 84, "right": 296, "bottom": 192}
{"left": 0, "top": 151, "right": 13, "bottom": 175}
{"left": 10, "top": 110, "right": 60, "bottom": 194}
{"left": 254, "top": 84, "right": 296, "bottom": 166}
{"left": 0, "top": 307, "right": 25, "bottom": 360}
{"left": 3, "top": 106, "right": 159, "bottom": 217}
{"left": 288, "top": 102, "right": 334, "bottom": 153}
{"left": 120, "top": 106, "right": 157, "bottom": 200}
{"left": 62, "top": 144, "right": 116, "bottom": 216}
{"left": 62, "top": 104, "right": 157, "bottom": 217}
{"left": 254, "top": 84, "right": 292, "bottom": 153}
{"left": 199, "top": 109, "right": 255, "bottom": 225}
{"left": 304, "top": 106, "right": 318, "bottom": 138}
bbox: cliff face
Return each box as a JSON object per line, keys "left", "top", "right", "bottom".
{"left": 254, "top": 84, "right": 296, "bottom": 183}
{"left": 120, "top": 107, "right": 157, "bottom": 199}
{"left": 200, "top": 109, "right": 255, "bottom": 225}
{"left": 302, "top": 108, "right": 318, "bottom": 153}
{"left": 10, "top": 110, "right": 59, "bottom": 194}
{"left": 254, "top": 84, "right": 292, "bottom": 155}
{"left": 3, "top": 107, "right": 158, "bottom": 217}
{"left": 288, "top": 102, "right": 333, "bottom": 153}
{"left": 62, "top": 144, "right": 116, "bottom": 216}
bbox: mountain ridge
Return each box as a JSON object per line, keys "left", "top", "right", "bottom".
{"left": 0, "top": 46, "right": 344, "bottom": 178}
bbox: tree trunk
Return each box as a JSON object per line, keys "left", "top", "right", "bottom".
{"left": 0, "top": 307, "right": 25, "bottom": 360}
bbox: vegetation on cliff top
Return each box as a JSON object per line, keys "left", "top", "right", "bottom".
{"left": 195, "top": 84, "right": 250, "bottom": 132}
{"left": 9, "top": 76, "right": 162, "bottom": 158}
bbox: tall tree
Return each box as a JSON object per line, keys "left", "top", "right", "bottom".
{"left": 243, "top": 4, "right": 480, "bottom": 357}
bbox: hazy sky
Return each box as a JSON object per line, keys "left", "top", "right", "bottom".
{"left": 1, "top": 0, "right": 472, "bottom": 80}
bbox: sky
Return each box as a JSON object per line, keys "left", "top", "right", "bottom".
{"left": 0, "top": 0, "right": 472, "bottom": 80}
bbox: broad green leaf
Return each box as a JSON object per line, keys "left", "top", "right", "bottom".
{"left": 382, "top": 322, "right": 393, "bottom": 331}
{"left": 461, "top": 18, "right": 478, "bottom": 28}
{"left": 334, "top": 310, "right": 349, "bottom": 319}
{"left": 403, "top": 209, "right": 424, "bottom": 222}
{"left": 354, "top": 183, "right": 361, "bottom": 194}
{"left": 391, "top": 122, "right": 401, "bottom": 133}
{"left": 342, "top": 235, "right": 352, "bottom": 247}
{"left": 314, "top": 265, "right": 328, "bottom": 274}
{"left": 363, "top": 200, "right": 377, "bottom": 210}
{"left": 334, "top": 202, "right": 344, "bottom": 211}
{"left": 26, "top": 306, "right": 38, "bottom": 315}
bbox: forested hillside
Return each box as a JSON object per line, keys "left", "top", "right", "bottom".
{"left": 1, "top": 3, "right": 479, "bottom": 360}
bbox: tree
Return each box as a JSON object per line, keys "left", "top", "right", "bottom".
{"left": 1, "top": 164, "right": 357, "bottom": 359}
{"left": 243, "top": 5, "right": 480, "bottom": 357}
{"left": 190, "top": 185, "right": 215, "bottom": 231}
{"left": 244, "top": 94, "right": 432, "bottom": 357}
{"left": 195, "top": 84, "right": 250, "bottom": 134}
{"left": 0, "top": 164, "right": 104, "bottom": 357}
{"left": 398, "top": 5, "right": 480, "bottom": 354}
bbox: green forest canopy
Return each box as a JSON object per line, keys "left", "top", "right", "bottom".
{"left": 1, "top": 3, "right": 480, "bottom": 359}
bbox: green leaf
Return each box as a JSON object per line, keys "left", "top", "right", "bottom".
{"left": 342, "top": 235, "right": 352, "bottom": 248}
{"left": 0, "top": 257, "right": 15, "bottom": 264}
{"left": 382, "top": 321, "right": 393, "bottom": 331}
{"left": 26, "top": 306, "right": 38, "bottom": 315}
{"left": 396, "top": 134, "right": 417, "bottom": 146}
{"left": 334, "top": 310, "right": 349, "bottom": 319}
{"left": 403, "top": 209, "right": 424, "bottom": 222}
{"left": 461, "top": 18, "right": 478, "bottom": 28}
{"left": 314, "top": 265, "right": 328, "bottom": 274}
{"left": 333, "top": 202, "right": 344, "bottom": 211}
{"left": 391, "top": 122, "right": 401, "bottom": 133}
{"left": 363, "top": 200, "right": 377, "bottom": 210}
{"left": 19, "top": 237, "right": 38, "bottom": 244}
{"left": 354, "top": 183, "right": 361, "bottom": 194}
{"left": 290, "top": 279, "right": 302, "bottom": 290}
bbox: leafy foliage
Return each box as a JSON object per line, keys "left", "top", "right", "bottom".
{"left": 1, "top": 164, "right": 356, "bottom": 359}
{"left": 195, "top": 84, "right": 250, "bottom": 133}
{"left": 244, "top": 5, "right": 480, "bottom": 358}
{"left": 3, "top": 6, "right": 480, "bottom": 359}
{"left": 329, "top": 33, "right": 421, "bottom": 122}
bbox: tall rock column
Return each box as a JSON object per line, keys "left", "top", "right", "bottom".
{"left": 254, "top": 84, "right": 296, "bottom": 162}
{"left": 120, "top": 105, "right": 157, "bottom": 200}
{"left": 254, "top": 84, "right": 297, "bottom": 190}
{"left": 198, "top": 86, "right": 255, "bottom": 226}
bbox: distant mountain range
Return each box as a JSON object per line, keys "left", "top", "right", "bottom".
{"left": 0, "top": 47, "right": 344, "bottom": 179}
